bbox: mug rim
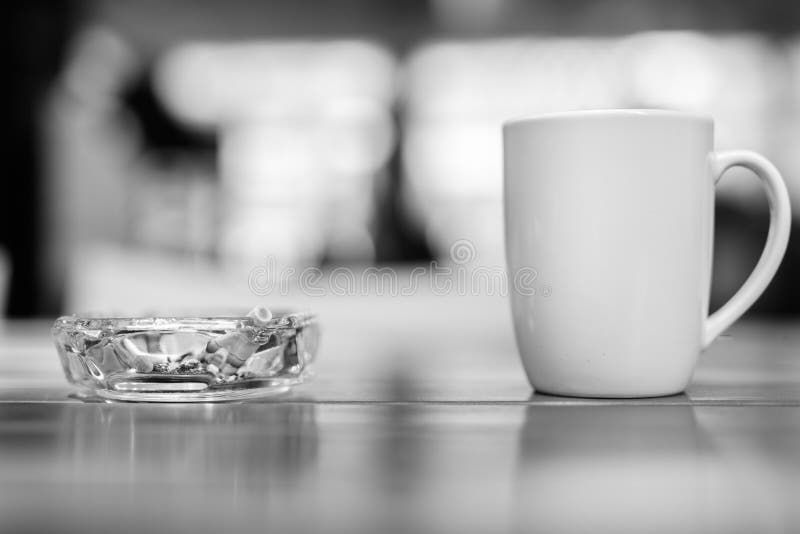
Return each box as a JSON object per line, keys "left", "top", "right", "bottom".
{"left": 503, "top": 108, "right": 713, "bottom": 129}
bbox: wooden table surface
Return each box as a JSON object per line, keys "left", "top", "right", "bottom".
{"left": 0, "top": 293, "right": 798, "bottom": 533}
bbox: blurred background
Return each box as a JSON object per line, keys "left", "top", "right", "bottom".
{"left": 4, "top": 0, "right": 800, "bottom": 317}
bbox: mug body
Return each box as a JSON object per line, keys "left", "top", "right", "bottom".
{"left": 504, "top": 110, "right": 714, "bottom": 397}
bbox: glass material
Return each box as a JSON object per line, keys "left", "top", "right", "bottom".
{"left": 51, "top": 312, "right": 318, "bottom": 402}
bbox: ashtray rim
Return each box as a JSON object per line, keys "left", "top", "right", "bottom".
{"left": 52, "top": 311, "right": 317, "bottom": 335}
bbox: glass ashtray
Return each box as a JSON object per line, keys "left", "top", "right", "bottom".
{"left": 52, "top": 312, "right": 318, "bottom": 402}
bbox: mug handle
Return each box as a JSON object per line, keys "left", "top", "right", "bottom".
{"left": 703, "top": 150, "right": 792, "bottom": 348}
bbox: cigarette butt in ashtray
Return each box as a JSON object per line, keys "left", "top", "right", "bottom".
{"left": 206, "top": 305, "right": 272, "bottom": 368}
{"left": 117, "top": 337, "right": 163, "bottom": 373}
{"left": 246, "top": 305, "right": 272, "bottom": 325}
{"left": 237, "top": 345, "right": 284, "bottom": 377}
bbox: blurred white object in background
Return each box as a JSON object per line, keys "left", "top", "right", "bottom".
{"left": 403, "top": 37, "right": 626, "bottom": 265}
{"left": 625, "top": 32, "right": 780, "bottom": 208}
{"left": 402, "top": 33, "right": 782, "bottom": 265}
{"left": 156, "top": 40, "right": 396, "bottom": 268}
{"left": 219, "top": 104, "right": 326, "bottom": 267}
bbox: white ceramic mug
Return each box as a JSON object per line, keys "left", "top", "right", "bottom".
{"left": 503, "top": 109, "right": 791, "bottom": 398}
